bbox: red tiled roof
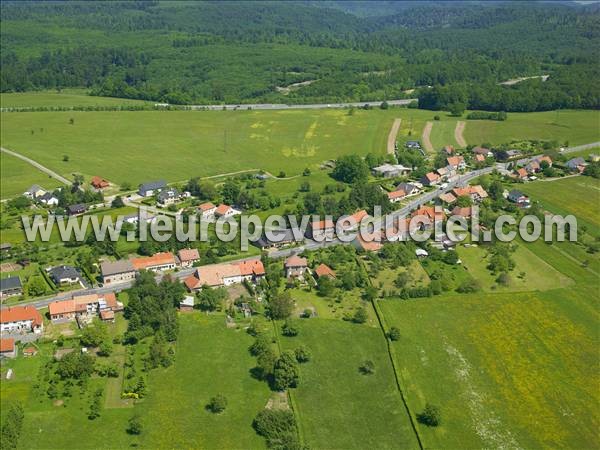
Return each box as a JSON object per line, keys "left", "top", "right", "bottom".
{"left": 23, "top": 346, "right": 37, "bottom": 355}
{"left": 388, "top": 190, "right": 406, "bottom": 200}
{"left": 215, "top": 204, "right": 232, "bottom": 216}
{"left": 233, "top": 259, "right": 265, "bottom": 276}
{"left": 130, "top": 252, "right": 176, "bottom": 270}
{"left": 451, "top": 206, "right": 472, "bottom": 218}
{"left": 314, "top": 264, "right": 336, "bottom": 278}
{"left": 311, "top": 219, "right": 335, "bottom": 230}
{"left": 0, "top": 338, "right": 15, "bottom": 353}
{"left": 198, "top": 202, "right": 216, "bottom": 212}
{"left": 178, "top": 248, "right": 200, "bottom": 262}
{"left": 475, "top": 154, "right": 485, "bottom": 162}
{"left": 351, "top": 210, "right": 368, "bottom": 223}
{"left": 0, "top": 305, "right": 43, "bottom": 328}
{"left": 100, "top": 310, "right": 115, "bottom": 320}
{"left": 48, "top": 300, "right": 76, "bottom": 316}
{"left": 412, "top": 206, "right": 446, "bottom": 221}
{"left": 91, "top": 176, "right": 109, "bottom": 188}
{"left": 443, "top": 145, "right": 455, "bottom": 154}
{"left": 103, "top": 292, "right": 117, "bottom": 309}
{"left": 424, "top": 172, "right": 440, "bottom": 182}
{"left": 516, "top": 168, "right": 528, "bottom": 178}
{"left": 447, "top": 156, "right": 464, "bottom": 167}
{"left": 285, "top": 255, "right": 308, "bottom": 268}
{"left": 438, "top": 192, "right": 457, "bottom": 204}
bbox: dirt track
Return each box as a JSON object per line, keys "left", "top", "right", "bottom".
{"left": 455, "top": 121, "right": 467, "bottom": 147}
{"left": 387, "top": 118, "right": 402, "bottom": 154}
{"left": 421, "top": 121, "right": 434, "bottom": 153}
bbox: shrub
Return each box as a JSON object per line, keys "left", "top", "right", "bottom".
{"left": 417, "top": 403, "right": 441, "bottom": 427}
{"left": 388, "top": 327, "right": 401, "bottom": 341}
{"left": 359, "top": 360, "right": 375, "bottom": 375}
{"left": 294, "top": 346, "right": 311, "bottom": 363}
{"left": 207, "top": 394, "right": 227, "bottom": 414}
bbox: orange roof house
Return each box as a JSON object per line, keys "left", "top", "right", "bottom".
{"left": 516, "top": 167, "right": 528, "bottom": 179}
{"left": 0, "top": 338, "right": 15, "bottom": 353}
{"left": 443, "top": 145, "right": 455, "bottom": 155}
{"left": 438, "top": 192, "right": 457, "bottom": 204}
{"left": 178, "top": 248, "right": 200, "bottom": 265}
{"left": 198, "top": 202, "right": 216, "bottom": 212}
{"left": 474, "top": 154, "right": 485, "bottom": 163}
{"left": 91, "top": 176, "right": 109, "bottom": 189}
{"left": 451, "top": 206, "right": 472, "bottom": 218}
{"left": 285, "top": 255, "right": 308, "bottom": 268}
{"left": 233, "top": 259, "right": 266, "bottom": 277}
{"left": 447, "top": 155, "right": 465, "bottom": 168}
{"left": 387, "top": 190, "right": 406, "bottom": 201}
{"left": 412, "top": 205, "right": 446, "bottom": 222}
{"left": 130, "top": 252, "right": 176, "bottom": 271}
{"left": 0, "top": 305, "right": 43, "bottom": 331}
{"left": 314, "top": 264, "right": 336, "bottom": 278}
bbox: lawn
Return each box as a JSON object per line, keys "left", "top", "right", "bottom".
{"left": 463, "top": 109, "right": 600, "bottom": 147}
{"left": 427, "top": 118, "right": 460, "bottom": 150}
{"left": 1, "top": 151, "right": 63, "bottom": 198}
{"left": 278, "top": 318, "right": 419, "bottom": 450}
{"left": 137, "top": 313, "right": 271, "bottom": 449}
{"left": 1, "top": 89, "right": 151, "bottom": 108}
{"left": 520, "top": 175, "right": 600, "bottom": 232}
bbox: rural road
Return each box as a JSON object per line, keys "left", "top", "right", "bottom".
{"left": 387, "top": 119, "right": 402, "bottom": 154}
{"left": 1, "top": 146, "right": 71, "bottom": 185}
{"left": 561, "top": 142, "right": 600, "bottom": 154}
{"left": 183, "top": 99, "right": 417, "bottom": 111}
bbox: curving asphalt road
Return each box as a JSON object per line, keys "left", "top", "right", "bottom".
{"left": 1, "top": 146, "right": 71, "bottom": 185}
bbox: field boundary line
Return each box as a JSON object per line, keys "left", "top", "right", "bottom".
{"left": 455, "top": 121, "right": 467, "bottom": 147}
{"left": 1, "top": 146, "right": 71, "bottom": 185}
{"left": 356, "top": 256, "right": 424, "bottom": 450}
{"left": 271, "top": 320, "right": 306, "bottom": 447}
{"left": 387, "top": 118, "right": 402, "bottom": 154}
{"left": 421, "top": 121, "right": 434, "bottom": 154}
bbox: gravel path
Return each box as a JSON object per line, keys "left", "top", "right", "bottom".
{"left": 387, "top": 118, "right": 402, "bottom": 154}
{"left": 421, "top": 121, "right": 434, "bottom": 153}
{"left": 454, "top": 121, "right": 467, "bottom": 147}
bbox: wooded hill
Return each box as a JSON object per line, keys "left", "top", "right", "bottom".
{"left": 1, "top": 1, "right": 598, "bottom": 110}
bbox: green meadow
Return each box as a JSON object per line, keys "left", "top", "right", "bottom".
{"left": 1, "top": 152, "right": 63, "bottom": 198}
{"left": 463, "top": 109, "right": 600, "bottom": 147}
{"left": 1, "top": 90, "right": 150, "bottom": 108}
{"left": 278, "top": 319, "right": 419, "bottom": 450}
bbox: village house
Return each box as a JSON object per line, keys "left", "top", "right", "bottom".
{"left": 405, "top": 141, "right": 421, "bottom": 150}
{"left": 23, "top": 184, "right": 46, "bottom": 200}
{"left": 100, "top": 259, "right": 137, "bottom": 286}
{"left": 515, "top": 167, "right": 529, "bottom": 180}
{"left": 284, "top": 255, "right": 309, "bottom": 278}
{"left": 504, "top": 149, "right": 522, "bottom": 159}
{"left": 371, "top": 163, "right": 413, "bottom": 178}
{"left": 179, "top": 295, "right": 195, "bottom": 312}
{"left": 157, "top": 187, "right": 181, "bottom": 205}
{"left": 67, "top": 203, "right": 87, "bottom": 216}
{"left": 91, "top": 176, "right": 109, "bottom": 190}
{"left": 421, "top": 172, "right": 441, "bottom": 186}
{"left": 177, "top": 248, "right": 200, "bottom": 268}
{"left": 314, "top": 263, "right": 336, "bottom": 279}
{"left": 0, "top": 276, "right": 22, "bottom": 299}
{"left": 566, "top": 157, "right": 587, "bottom": 173}
{"left": 48, "top": 292, "right": 122, "bottom": 324}
{"left": 447, "top": 156, "right": 466, "bottom": 171}
{"left": 38, "top": 192, "right": 59, "bottom": 206}
{"left": 0, "top": 338, "right": 16, "bottom": 359}
{"left": 387, "top": 189, "right": 406, "bottom": 203}
{"left": 396, "top": 183, "right": 419, "bottom": 197}
{"left": 139, "top": 180, "right": 167, "bottom": 197}
{"left": 442, "top": 145, "right": 455, "bottom": 155}
{"left": 214, "top": 204, "right": 240, "bottom": 219}
{"left": 308, "top": 219, "right": 335, "bottom": 240}
{"left": 474, "top": 154, "right": 485, "bottom": 163}
{"left": 49, "top": 265, "right": 81, "bottom": 285}
{"left": 130, "top": 252, "right": 177, "bottom": 272}
{"left": 23, "top": 346, "right": 37, "bottom": 357}
{"left": 472, "top": 146, "right": 493, "bottom": 158}
{"left": 184, "top": 259, "right": 265, "bottom": 290}
{"left": 438, "top": 192, "right": 457, "bottom": 205}
{"left": 508, "top": 189, "right": 530, "bottom": 208}
{"left": 436, "top": 166, "right": 450, "bottom": 180}
{"left": 0, "top": 305, "right": 44, "bottom": 334}
{"left": 354, "top": 230, "right": 384, "bottom": 252}
{"left": 411, "top": 205, "right": 446, "bottom": 230}
{"left": 451, "top": 185, "right": 488, "bottom": 203}
{"left": 451, "top": 206, "right": 472, "bottom": 219}
{"left": 198, "top": 202, "right": 217, "bottom": 220}
{"left": 252, "top": 228, "right": 303, "bottom": 249}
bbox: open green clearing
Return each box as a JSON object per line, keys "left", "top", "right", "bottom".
{"left": 520, "top": 175, "right": 600, "bottom": 232}
{"left": 0, "top": 152, "right": 63, "bottom": 198}
{"left": 1, "top": 90, "right": 150, "bottom": 108}
{"left": 138, "top": 314, "right": 271, "bottom": 449}
{"left": 279, "top": 319, "right": 419, "bottom": 450}
{"left": 1, "top": 108, "right": 598, "bottom": 193}
{"left": 463, "top": 110, "right": 600, "bottom": 147}
{"left": 428, "top": 119, "right": 461, "bottom": 150}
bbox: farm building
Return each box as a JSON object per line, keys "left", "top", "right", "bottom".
{"left": 91, "top": 176, "right": 109, "bottom": 189}
{"left": 100, "top": 259, "right": 136, "bottom": 286}
{"left": 0, "top": 305, "right": 44, "bottom": 334}
{"left": 184, "top": 259, "right": 265, "bottom": 290}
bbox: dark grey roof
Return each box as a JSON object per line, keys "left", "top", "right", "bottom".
{"left": 509, "top": 189, "right": 525, "bottom": 197}
{"left": 566, "top": 157, "right": 585, "bottom": 167}
{"left": 100, "top": 259, "right": 135, "bottom": 276}
{"left": 0, "top": 276, "right": 22, "bottom": 292}
{"left": 49, "top": 265, "right": 80, "bottom": 280}
{"left": 139, "top": 180, "right": 167, "bottom": 192}
{"left": 67, "top": 203, "right": 86, "bottom": 213}
{"left": 252, "top": 229, "right": 302, "bottom": 248}
{"left": 396, "top": 182, "right": 416, "bottom": 192}
{"left": 157, "top": 188, "right": 179, "bottom": 201}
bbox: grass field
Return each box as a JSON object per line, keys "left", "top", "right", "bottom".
{"left": 278, "top": 319, "right": 419, "bottom": 449}
{"left": 463, "top": 110, "right": 600, "bottom": 147}
{"left": 520, "top": 176, "right": 600, "bottom": 231}
{"left": 427, "top": 119, "right": 461, "bottom": 150}
{"left": 1, "top": 152, "right": 63, "bottom": 198}
{"left": 1, "top": 90, "right": 150, "bottom": 108}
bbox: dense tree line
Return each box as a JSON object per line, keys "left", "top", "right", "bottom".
{"left": 1, "top": 2, "right": 598, "bottom": 110}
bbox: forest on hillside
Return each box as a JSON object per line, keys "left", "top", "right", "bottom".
{"left": 1, "top": 1, "right": 599, "bottom": 111}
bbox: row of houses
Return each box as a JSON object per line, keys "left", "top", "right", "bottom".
{"left": 514, "top": 155, "right": 553, "bottom": 180}
{"left": 100, "top": 248, "right": 201, "bottom": 286}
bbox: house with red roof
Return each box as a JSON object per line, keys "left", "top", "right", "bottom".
{"left": 91, "top": 176, "right": 109, "bottom": 190}
{"left": 184, "top": 259, "right": 265, "bottom": 291}
{"left": 452, "top": 185, "right": 488, "bottom": 203}
{"left": 0, "top": 305, "right": 43, "bottom": 334}
{"left": 0, "top": 338, "right": 16, "bottom": 358}
{"left": 130, "top": 252, "right": 177, "bottom": 272}
{"left": 308, "top": 219, "right": 335, "bottom": 241}
{"left": 178, "top": 248, "right": 200, "bottom": 268}
{"left": 447, "top": 155, "right": 466, "bottom": 171}
{"left": 285, "top": 255, "right": 308, "bottom": 278}
{"left": 198, "top": 202, "right": 217, "bottom": 220}
{"left": 314, "top": 264, "right": 336, "bottom": 279}
{"left": 214, "top": 204, "right": 240, "bottom": 218}
{"left": 48, "top": 293, "right": 123, "bottom": 324}
{"left": 420, "top": 172, "right": 441, "bottom": 186}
